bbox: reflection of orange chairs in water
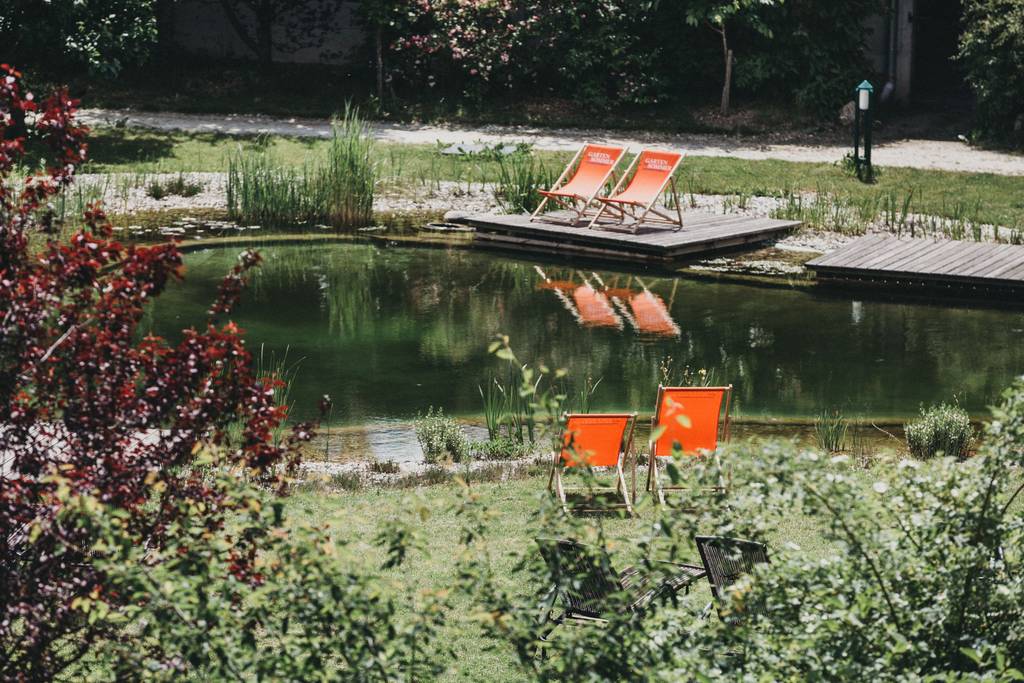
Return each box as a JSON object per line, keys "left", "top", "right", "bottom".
{"left": 572, "top": 285, "right": 621, "bottom": 329}
{"left": 534, "top": 267, "right": 680, "bottom": 336}
{"left": 535, "top": 272, "right": 623, "bottom": 330}
{"left": 627, "top": 290, "right": 681, "bottom": 337}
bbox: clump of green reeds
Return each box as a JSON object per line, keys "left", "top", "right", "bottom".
{"left": 494, "top": 152, "right": 553, "bottom": 214}
{"left": 479, "top": 377, "right": 505, "bottom": 440}
{"left": 227, "top": 150, "right": 318, "bottom": 227}
{"left": 321, "top": 106, "right": 375, "bottom": 227}
{"left": 478, "top": 365, "right": 542, "bottom": 444}
{"left": 814, "top": 408, "right": 849, "bottom": 453}
{"left": 226, "top": 107, "right": 376, "bottom": 229}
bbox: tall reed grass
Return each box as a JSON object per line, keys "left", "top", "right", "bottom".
{"left": 322, "top": 107, "right": 375, "bottom": 226}
{"left": 494, "top": 152, "right": 553, "bottom": 214}
{"left": 227, "top": 107, "right": 376, "bottom": 229}
{"left": 814, "top": 408, "right": 849, "bottom": 453}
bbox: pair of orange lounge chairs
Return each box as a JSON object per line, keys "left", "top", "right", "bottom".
{"left": 548, "top": 385, "right": 733, "bottom": 514}
{"left": 530, "top": 143, "right": 685, "bottom": 233}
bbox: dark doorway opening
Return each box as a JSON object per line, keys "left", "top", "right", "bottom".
{"left": 911, "top": 0, "right": 969, "bottom": 104}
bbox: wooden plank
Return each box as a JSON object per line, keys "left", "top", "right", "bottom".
{"left": 878, "top": 240, "right": 962, "bottom": 273}
{"left": 905, "top": 241, "right": 981, "bottom": 274}
{"left": 807, "top": 235, "right": 888, "bottom": 268}
{"left": 998, "top": 260, "right": 1024, "bottom": 281}
{"left": 841, "top": 237, "right": 923, "bottom": 270}
{"left": 807, "top": 234, "right": 1024, "bottom": 295}
{"left": 930, "top": 242, "right": 1004, "bottom": 276}
{"left": 832, "top": 237, "right": 927, "bottom": 271}
{"left": 986, "top": 252, "right": 1024, "bottom": 279}
{"left": 956, "top": 246, "right": 1024, "bottom": 278}
{"left": 458, "top": 212, "right": 800, "bottom": 264}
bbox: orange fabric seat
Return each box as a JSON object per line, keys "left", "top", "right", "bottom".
{"left": 531, "top": 144, "right": 625, "bottom": 224}
{"left": 646, "top": 385, "right": 733, "bottom": 505}
{"left": 589, "top": 149, "right": 684, "bottom": 233}
{"left": 549, "top": 413, "right": 637, "bottom": 515}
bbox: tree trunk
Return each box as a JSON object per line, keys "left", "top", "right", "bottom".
{"left": 256, "top": 0, "right": 275, "bottom": 67}
{"left": 375, "top": 25, "right": 384, "bottom": 101}
{"left": 721, "top": 48, "right": 733, "bottom": 116}
{"left": 720, "top": 26, "right": 732, "bottom": 117}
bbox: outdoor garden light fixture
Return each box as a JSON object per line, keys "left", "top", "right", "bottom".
{"left": 852, "top": 80, "right": 875, "bottom": 183}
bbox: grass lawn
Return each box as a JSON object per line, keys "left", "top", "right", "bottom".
{"left": 284, "top": 455, "right": 860, "bottom": 680}
{"left": 82, "top": 128, "right": 1024, "bottom": 230}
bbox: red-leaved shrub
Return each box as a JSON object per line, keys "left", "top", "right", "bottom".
{"left": 0, "top": 64, "right": 309, "bottom": 679}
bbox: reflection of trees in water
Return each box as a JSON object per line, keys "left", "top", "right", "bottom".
{"left": 175, "top": 245, "right": 1024, "bottom": 421}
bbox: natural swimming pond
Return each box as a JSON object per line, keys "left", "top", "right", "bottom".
{"left": 149, "top": 241, "right": 1024, "bottom": 425}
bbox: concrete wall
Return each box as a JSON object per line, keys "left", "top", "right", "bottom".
{"left": 862, "top": 0, "right": 914, "bottom": 104}
{"left": 170, "top": 0, "right": 365, "bottom": 64}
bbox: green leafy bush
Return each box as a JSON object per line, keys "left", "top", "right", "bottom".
{"left": 50, "top": 458, "right": 448, "bottom": 680}
{"left": 414, "top": 406, "right": 470, "bottom": 463}
{"left": 959, "top": 0, "right": 1024, "bottom": 145}
{"left": 384, "top": 1, "right": 660, "bottom": 107}
{"left": 470, "top": 436, "right": 532, "bottom": 461}
{"left": 905, "top": 402, "right": 975, "bottom": 460}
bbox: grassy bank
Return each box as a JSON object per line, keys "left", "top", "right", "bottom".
{"left": 82, "top": 128, "right": 1024, "bottom": 231}
{"left": 285, "top": 470, "right": 810, "bottom": 679}
{"left": 286, "top": 440, "right": 930, "bottom": 680}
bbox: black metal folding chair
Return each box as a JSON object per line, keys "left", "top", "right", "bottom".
{"left": 535, "top": 538, "right": 706, "bottom": 641}
{"left": 695, "top": 535, "right": 770, "bottom": 621}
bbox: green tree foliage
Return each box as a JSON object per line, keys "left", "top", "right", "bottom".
{"left": 38, "top": 454, "right": 450, "bottom": 680}
{"left": 959, "top": 0, "right": 1024, "bottom": 145}
{"left": 0, "top": 0, "right": 157, "bottom": 77}
{"left": 741, "top": 0, "right": 883, "bottom": 115}
{"left": 682, "top": 0, "right": 780, "bottom": 115}
{"left": 383, "top": 0, "right": 884, "bottom": 116}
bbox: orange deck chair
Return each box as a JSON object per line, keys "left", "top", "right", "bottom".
{"left": 531, "top": 143, "right": 626, "bottom": 224}
{"left": 588, "top": 149, "right": 684, "bottom": 233}
{"left": 646, "top": 385, "right": 733, "bottom": 505}
{"left": 549, "top": 413, "right": 637, "bottom": 515}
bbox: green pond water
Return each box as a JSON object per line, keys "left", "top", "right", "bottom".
{"left": 149, "top": 241, "right": 1024, "bottom": 426}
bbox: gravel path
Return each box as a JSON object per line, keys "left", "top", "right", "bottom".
{"left": 80, "top": 107, "right": 1024, "bottom": 177}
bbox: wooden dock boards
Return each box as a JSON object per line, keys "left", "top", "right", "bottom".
{"left": 807, "top": 235, "right": 1024, "bottom": 295}
{"left": 450, "top": 211, "right": 801, "bottom": 265}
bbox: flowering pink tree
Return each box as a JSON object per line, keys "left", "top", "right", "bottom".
{"left": 387, "top": 1, "right": 661, "bottom": 105}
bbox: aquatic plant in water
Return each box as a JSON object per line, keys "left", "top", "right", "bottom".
{"left": 226, "top": 106, "right": 376, "bottom": 228}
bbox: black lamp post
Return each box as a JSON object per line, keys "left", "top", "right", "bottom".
{"left": 852, "top": 80, "right": 874, "bottom": 182}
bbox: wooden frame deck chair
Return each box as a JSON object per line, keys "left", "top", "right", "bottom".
{"left": 646, "top": 385, "right": 733, "bottom": 505}
{"left": 548, "top": 413, "right": 636, "bottom": 515}
{"left": 588, "top": 149, "right": 684, "bottom": 233}
{"left": 530, "top": 143, "right": 625, "bottom": 224}
{"left": 695, "top": 536, "right": 770, "bottom": 622}
{"left": 535, "top": 538, "right": 706, "bottom": 641}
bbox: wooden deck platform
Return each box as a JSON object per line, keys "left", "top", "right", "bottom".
{"left": 450, "top": 211, "right": 801, "bottom": 265}
{"left": 807, "top": 235, "right": 1024, "bottom": 296}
